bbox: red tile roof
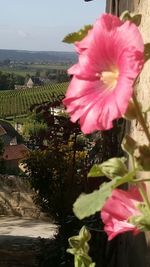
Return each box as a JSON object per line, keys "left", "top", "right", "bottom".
{"left": 3, "top": 144, "right": 29, "bottom": 161}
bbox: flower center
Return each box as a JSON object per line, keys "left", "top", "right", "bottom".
{"left": 100, "top": 68, "right": 119, "bottom": 90}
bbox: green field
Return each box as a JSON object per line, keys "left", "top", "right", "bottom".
{"left": 0, "top": 82, "right": 68, "bottom": 118}
{"left": 0, "top": 64, "right": 68, "bottom": 77}
{"left": 0, "top": 67, "right": 35, "bottom": 77}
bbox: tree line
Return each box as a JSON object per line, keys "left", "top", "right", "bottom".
{"left": 0, "top": 71, "right": 25, "bottom": 90}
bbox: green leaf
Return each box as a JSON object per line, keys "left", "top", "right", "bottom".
{"left": 68, "top": 237, "right": 82, "bottom": 250}
{"left": 131, "top": 14, "right": 142, "bottom": 26}
{"left": 68, "top": 226, "right": 91, "bottom": 253}
{"left": 68, "top": 226, "right": 90, "bottom": 250}
{"left": 88, "top": 157, "right": 127, "bottom": 179}
{"left": 120, "top": 10, "right": 131, "bottom": 21}
{"left": 67, "top": 248, "right": 78, "bottom": 256}
{"left": 67, "top": 226, "right": 96, "bottom": 267}
{"left": 121, "top": 135, "right": 137, "bottom": 156}
{"left": 129, "top": 203, "right": 150, "bottom": 231}
{"left": 79, "top": 225, "right": 91, "bottom": 242}
{"left": 63, "top": 25, "right": 92, "bottom": 44}
{"left": 120, "top": 10, "right": 142, "bottom": 26}
{"left": 87, "top": 164, "right": 104, "bottom": 178}
{"left": 144, "top": 43, "right": 150, "bottom": 62}
{"left": 75, "top": 255, "right": 91, "bottom": 267}
{"left": 73, "top": 172, "right": 134, "bottom": 219}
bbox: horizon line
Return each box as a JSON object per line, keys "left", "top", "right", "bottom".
{"left": 0, "top": 48, "right": 75, "bottom": 53}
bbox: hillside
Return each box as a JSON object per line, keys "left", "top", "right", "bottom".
{"left": 0, "top": 82, "right": 68, "bottom": 118}
{"left": 0, "top": 49, "right": 77, "bottom": 64}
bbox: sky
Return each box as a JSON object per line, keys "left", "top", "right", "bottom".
{"left": 0, "top": 0, "right": 106, "bottom": 52}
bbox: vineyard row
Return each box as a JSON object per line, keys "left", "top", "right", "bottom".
{"left": 0, "top": 82, "right": 68, "bottom": 118}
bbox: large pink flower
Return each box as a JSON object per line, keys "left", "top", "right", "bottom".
{"left": 63, "top": 14, "right": 144, "bottom": 134}
{"left": 101, "top": 187, "right": 143, "bottom": 240}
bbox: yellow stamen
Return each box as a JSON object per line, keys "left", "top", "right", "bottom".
{"left": 100, "top": 68, "right": 119, "bottom": 90}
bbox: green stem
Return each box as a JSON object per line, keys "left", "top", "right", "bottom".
{"left": 131, "top": 154, "right": 136, "bottom": 171}
{"left": 139, "top": 183, "right": 150, "bottom": 212}
{"left": 132, "top": 93, "right": 150, "bottom": 144}
{"left": 132, "top": 178, "right": 150, "bottom": 183}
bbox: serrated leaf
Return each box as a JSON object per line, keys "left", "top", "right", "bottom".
{"left": 88, "top": 157, "right": 127, "bottom": 179}
{"left": 121, "top": 135, "right": 138, "bottom": 156}
{"left": 73, "top": 172, "right": 134, "bottom": 219}
{"left": 120, "top": 10, "right": 142, "bottom": 26}
{"left": 63, "top": 25, "right": 92, "bottom": 44}
{"left": 144, "top": 43, "right": 150, "bottom": 62}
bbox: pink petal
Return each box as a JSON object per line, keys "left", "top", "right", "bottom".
{"left": 103, "top": 217, "right": 140, "bottom": 240}
{"left": 75, "top": 29, "right": 94, "bottom": 54}
{"left": 63, "top": 13, "right": 144, "bottom": 133}
{"left": 101, "top": 187, "right": 143, "bottom": 240}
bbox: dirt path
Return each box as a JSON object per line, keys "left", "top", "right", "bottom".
{"left": 0, "top": 216, "right": 57, "bottom": 238}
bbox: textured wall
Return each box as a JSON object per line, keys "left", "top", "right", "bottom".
{"left": 105, "top": 1, "right": 150, "bottom": 267}
{"left": 129, "top": 0, "right": 150, "bottom": 259}
{"left": 129, "top": 0, "right": 150, "bottom": 146}
{"left": 106, "top": 0, "right": 150, "bottom": 144}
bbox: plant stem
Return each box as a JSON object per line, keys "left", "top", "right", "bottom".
{"left": 139, "top": 183, "right": 150, "bottom": 212}
{"left": 131, "top": 155, "right": 136, "bottom": 171}
{"left": 132, "top": 93, "right": 150, "bottom": 144}
{"left": 132, "top": 178, "right": 150, "bottom": 183}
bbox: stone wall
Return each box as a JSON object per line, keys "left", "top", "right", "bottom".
{"left": 129, "top": 0, "right": 150, "bottom": 145}
{"left": 128, "top": 0, "right": 150, "bottom": 262}
{"left": 105, "top": 1, "right": 150, "bottom": 266}
{"left": 0, "top": 175, "right": 45, "bottom": 219}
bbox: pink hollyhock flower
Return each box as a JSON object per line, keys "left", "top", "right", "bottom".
{"left": 63, "top": 14, "right": 144, "bottom": 134}
{"left": 101, "top": 187, "right": 144, "bottom": 240}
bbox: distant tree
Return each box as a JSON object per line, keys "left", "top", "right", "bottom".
{"left": 0, "top": 71, "right": 13, "bottom": 90}
{"left": 22, "top": 121, "right": 48, "bottom": 147}
{"left": 35, "top": 70, "right": 41, "bottom": 77}
{"left": 14, "top": 74, "right": 25, "bottom": 85}
{"left": 7, "top": 73, "right": 15, "bottom": 90}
